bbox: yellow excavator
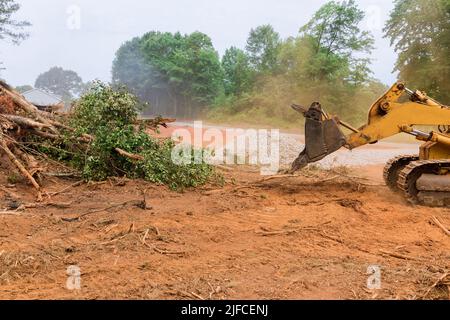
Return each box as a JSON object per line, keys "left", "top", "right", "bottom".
{"left": 290, "top": 82, "right": 450, "bottom": 207}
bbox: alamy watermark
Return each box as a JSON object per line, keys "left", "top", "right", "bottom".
{"left": 364, "top": 5, "right": 382, "bottom": 32}
{"left": 367, "top": 265, "right": 382, "bottom": 290}
{"left": 66, "top": 265, "right": 81, "bottom": 290}
{"left": 66, "top": 5, "right": 82, "bottom": 30}
{"left": 170, "top": 122, "right": 280, "bottom": 175}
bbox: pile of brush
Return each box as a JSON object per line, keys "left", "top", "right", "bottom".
{"left": 0, "top": 81, "right": 173, "bottom": 200}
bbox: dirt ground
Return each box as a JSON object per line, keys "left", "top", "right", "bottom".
{"left": 0, "top": 163, "right": 449, "bottom": 300}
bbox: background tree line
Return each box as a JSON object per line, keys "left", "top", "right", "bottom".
{"left": 112, "top": 31, "right": 223, "bottom": 118}
{"left": 15, "top": 66, "right": 86, "bottom": 103}
{"left": 111, "top": 0, "right": 450, "bottom": 126}
{"left": 2, "top": 0, "right": 449, "bottom": 126}
{"left": 385, "top": 0, "right": 450, "bottom": 103}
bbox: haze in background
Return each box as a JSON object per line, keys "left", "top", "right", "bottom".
{"left": 1, "top": 0, "right": 397, "bottom": 87}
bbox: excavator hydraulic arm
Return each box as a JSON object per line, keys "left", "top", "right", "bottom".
{"left": 291, "top": 82, "right": 450, "bottom": 172}
{"left": 291, "top": 81, "right": 450, "bottom": 206}
{"left": 345, "top": 82, "right": 450, "bottom": 149}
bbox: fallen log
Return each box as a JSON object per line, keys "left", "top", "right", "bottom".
{"left": 26, "top": 128, "right": 60, "bottom": 140}
{"left": 2, "top": 114, "right": 53, "bottom": 130}
{"left": 12, "top": 144, "right": 42, "bottom": 177}
{"left": 0, "top": 210, "right": 21, "bottom": 216}
{"left": 0, "top": 138, "right": 40, "bottom": 190}
{"left": 22, "top": 201, "right": 72, "bottom": 209}
{"left": 0, "top": 115, "right": 17, "bottom": 131}
{"left": 115, "top": 148, "right": 144, "bottom": 161}
{"left": 0, "top": 81, "right": 58, "bottom": 133}
{"left": 46, "top": 119, "right": 94, "bottom": 142}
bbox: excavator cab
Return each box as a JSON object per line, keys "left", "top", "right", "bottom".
{"left": 290, "top": 102, "right": 347, "bottom": 172}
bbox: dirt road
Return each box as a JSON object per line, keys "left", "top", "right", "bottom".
{"left": 0, "top": 122, "right": 448, "bottom": 300}
{"left": 0, "top": 163, "right": 448, "bottom": 300}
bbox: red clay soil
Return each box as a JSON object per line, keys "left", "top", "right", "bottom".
{"left": 0, "top": 164, "right": 449, "bottom": 300}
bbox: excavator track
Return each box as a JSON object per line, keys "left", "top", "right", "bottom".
{"left": 398, "top": 160, "right": 450, "bottom": 207}
{"left": 383, "top": 155, "right": 419, "bottom": 191}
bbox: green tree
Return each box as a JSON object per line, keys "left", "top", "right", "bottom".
{"left": 245, "top": 24, "right": 281, "bottom": 74}
{"left": 384, "top": 0, "right": 450, "bottom": 103}
{"left": 35, "top": 67, "right": 84, "bottom": 102}
{"left": 142, "top": 31, "right": 223, "bottom": 105}
{"left": 36, "top": 81, "right": 217, "bottom": 190}
{"left": 222, "top": 47, "right": 253, "bottom": 96}
{"left": 113, "top": 32, "right": 182, "bottom": 116}
{"left": 112, "top": 37, "right": 155, "bottom": 97}
{"left": 0, "top": 0, "right": 30, "bottom": 44}
{"left": 180, "top": 32, "right": 224, "bottom": 105}
{"left": 215, "top": 1, "right": 380, "bottom": 125}
{"left": 299, "top": 0, "right": 374, "bottom": 84}
{"left": 291, "top": 0, "right": 376, "bottom": 121}
{"left": 300, "top": 0, "right": 374, "bottom": 56}
{"left": 113, "top": 31, "right": 224, "bottom": 117}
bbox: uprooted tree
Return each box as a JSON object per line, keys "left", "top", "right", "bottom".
{"left": 0, "top": 80, "right": 218, "bottom": 200}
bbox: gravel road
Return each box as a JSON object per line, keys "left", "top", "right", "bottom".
{"left": 279, "top": 132, "right": 419, "bottom": 168}
{"left": 163, "top": 122, "right": 420, "bottom": 169}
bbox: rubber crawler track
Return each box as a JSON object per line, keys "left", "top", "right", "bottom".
{"left": 383, "top": 155, "right": 419, "bottom": 191}
{"left": 398, "top": 160, "right": 450, "bottom": 205}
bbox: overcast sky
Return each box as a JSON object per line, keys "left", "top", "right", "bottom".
{"left": 1, "top": 0, "right": 397, "bottom": 87}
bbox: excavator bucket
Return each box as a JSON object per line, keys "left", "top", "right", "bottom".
{"left": 291, "top": 102, "right": 347, "bottom": 172}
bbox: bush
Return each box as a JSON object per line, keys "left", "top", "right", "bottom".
{"left": 49, "top": 81, "right": 218, "bottom": 190}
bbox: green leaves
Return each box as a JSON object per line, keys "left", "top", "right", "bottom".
{"left": 72, "top": 81, "right": 142, "bottom": 130}
{"left": 384, "top": 0, "right": 450, "bottom": 103}
{"left": 210, "top": 2, "right": 384, "bottom": 127}
{"left": 111, "top": 37, "right": 156, "bottom": 99}
{"left": 218, "top": 24, "right": 281, "bottom": 102}
{"left": 112, "top": 31, "right": 223, "bottom": 117}
{"left": 222, "top": 47, "right": 253, "bottom": 97}
{"left": 300, "top": 0, "right": 374, "bottom": 55}
{"left": 246, "top": 25, "right": 282, "bottom": 74}
{"left": 65, "top": 82, "right": 217, "bottom": 190}
{"left": 299, "top": 0, "right": 374, "bottom": 84}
